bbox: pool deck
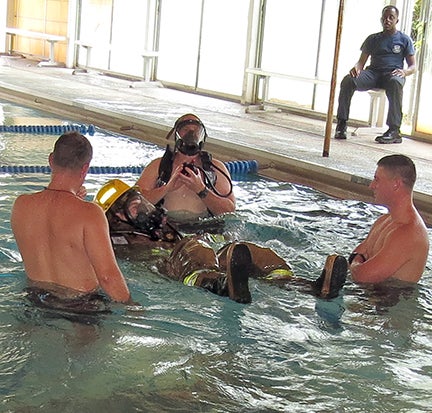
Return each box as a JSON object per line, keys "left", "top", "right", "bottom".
{"left": 1, "top": 55, "right": 432, "bottom": 224}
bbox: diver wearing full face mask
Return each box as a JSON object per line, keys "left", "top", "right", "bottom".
{"left": 95, "top": 179, "right": 347, "bottom": 304}
{"left": 136, "top": 114, "right": 236, "bottom": 224}
{"left": 95, "top": 179, "right": 181, "bottom": 245}
{"left": 95, "top": 178, "right": 253, "bottom": 303}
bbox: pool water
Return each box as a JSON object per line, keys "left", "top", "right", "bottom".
{"left": 1, "top": 100, "right": 432, "bottom": 412}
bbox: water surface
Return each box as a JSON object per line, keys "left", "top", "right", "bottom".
{"left": 0, "top": 100, "right": 431, "bottom": 412}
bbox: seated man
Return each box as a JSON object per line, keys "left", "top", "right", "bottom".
{"left": 136, "top": 114, "right": 235, "bottom": 225}
{"left": 95, "top": 179, "right": 348, "bottom": 304}
{"left": 334, "top": 5, "right": 416, "bottom": 144}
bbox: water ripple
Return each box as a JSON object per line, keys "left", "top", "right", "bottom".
{"left": 1, "top": 107, "right": 432, "bottom": 412}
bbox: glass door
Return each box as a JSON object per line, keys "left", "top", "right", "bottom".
{"left": 77, "top": 0, "right": 113, "bottom": 70}
{"left": 156, "top": 0, "right": 249, "bottom": 97}
{"left": 156, "top": 0, "right": 202, "bottom": 87}
{"left": 197, "top": 0, "right": 249, "bottom": 97}
{"left": 414, "top": 0, "right": 432, "bottom": 138}
{"left": 110, "top": 0, "right": 154, "bottom": 77}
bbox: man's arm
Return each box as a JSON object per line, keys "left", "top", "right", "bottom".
{"left": 349, "top": 226, "right": 414, "bottom": 283}
{"left": 349, "top": 52, "right": 369, "bottom": 77}
{"left": 196, "top": 159, "right": 235, "bottom": 215}
{"left": 404, "top": 54, "right": 416, "bottom": 76}
{"left": 137, "top": 158, "right": 183, "bottom": 205}
{"left": 84, "top": 203, "right": 132, "bottom": 302}
{"left": 391, "top": 54, "right": 416, "bottom": 78}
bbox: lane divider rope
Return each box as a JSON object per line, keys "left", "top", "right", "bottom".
{"left": 0, "top": 160, "right": 259, "bottom": 175}
{"left": 0, "top": 124, "right": 258, "bottom": 174}
{"left": 0, "top": 124, "right": 96, "bottom": 135}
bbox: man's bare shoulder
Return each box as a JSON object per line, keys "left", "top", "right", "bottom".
{"left": 402, "top": 212, "right": 429, "bottom": 244}
{"left": 372, "top": 213, "right": 390, "bottom": 226}
{"left": 137, "top": 158, "right": 161, "bottom": 185}
{"left": 13, "top": 191, "right": 40, "bottom": 204}
{"left": 395, "top": 208, "right": 427, "bottom": 232}
{"left": 77, "top": 198, "right": 106, "bottom": 218}
{"left": 12, "top": 192, "right": 43, "bottom": 216}
{"left": 69, "top": 199, "right": 108, "bottom": 235}
{"left": 211, "top": 158, "right": 229, "bottom": 171}
{"left": 142, "top": 158, "right": 161, "bottom": 173}
{"left": 382, "top": 210, "right": 429, "bottom": 253}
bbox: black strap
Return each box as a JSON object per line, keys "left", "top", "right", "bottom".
{"left": 157, "top": 144, "right": 174, "bottom": 187}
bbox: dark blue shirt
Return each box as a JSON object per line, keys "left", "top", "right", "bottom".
{"left": 361, "top": 31, "right": 415, "bottom": 73}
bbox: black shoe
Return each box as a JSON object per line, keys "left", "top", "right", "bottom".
{"left": 315, "top": 255, "right": 347, "bottom": 299}
{"left": 334, "top": 120, "right": 347, "bottom": 140}
{"left": 375, "top": 129, "right": 402, "bottom": 144}
{"left": 225, "top": 243, "right": 252, "bottom": 304}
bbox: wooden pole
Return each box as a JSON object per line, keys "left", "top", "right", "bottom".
{"left": 323, "top": 0, "right": 345, "bottom": 157}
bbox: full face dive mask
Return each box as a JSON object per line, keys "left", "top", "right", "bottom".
{"left": 174, "top": 118, "right": 207, "bottom": 156}
{"left": 120, "top": 189, "right": 167, "bottom": 240}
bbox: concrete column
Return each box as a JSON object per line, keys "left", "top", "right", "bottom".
{"left": 66, "top": 0, "right": 78, "bottom": 68}
{"left": 0, "top": 0, "right": 8, "bottom": 54}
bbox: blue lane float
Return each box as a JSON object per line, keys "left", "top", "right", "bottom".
{"left": 225, "top": 160, "right": 258, "bottom": 175}
{"left": 0, "top": 124, "right": 259, "bottom": 175}
{"left": 0, "top": 160, "right": 259, "bottom": 176}
{"left": 0, "top": 124, "right": 96, "bottom": 136}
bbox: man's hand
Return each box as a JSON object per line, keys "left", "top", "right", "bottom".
{"left": 391, "top": 68, "right": 406, "bottom": 77}
{"left": 177, "top": 164, "right": 205, "bottom": 194}
{"left": 165, "top": 165, "right": 186, "bottom": 192}
{"left": 349, "top": 66, "right": 361, "bottom": 78}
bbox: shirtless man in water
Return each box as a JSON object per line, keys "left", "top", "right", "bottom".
{"left": 136, "top": 114, "right": 235, "bottom": 222}
{"left": 349, "top": 154, "right": 429, "bottom": 283}
{"left": 11, "top": 131, "right": 133, "bottom": 307}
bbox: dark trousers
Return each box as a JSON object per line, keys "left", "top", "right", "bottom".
{"left": 336, "top": 69, "right": 405, "bottom": 129}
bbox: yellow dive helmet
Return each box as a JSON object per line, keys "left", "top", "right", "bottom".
{"left": 94, "top": 179, "right": 131, "bottom": 212}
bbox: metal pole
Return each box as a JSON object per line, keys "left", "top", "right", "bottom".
{"left": 323, "top": 0, "right": 345, "bottom": 157}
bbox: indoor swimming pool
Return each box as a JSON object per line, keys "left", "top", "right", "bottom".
{"left": 1, "top": 100, "right": 432, "bottom": 412}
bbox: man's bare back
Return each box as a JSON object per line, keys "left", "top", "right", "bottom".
{"left": 11, "top": 132, "right": 132, "bottom": 304}
{"left": 13, "top": 190, "right": 106, "bottom": 295}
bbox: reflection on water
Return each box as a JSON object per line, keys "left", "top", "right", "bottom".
{"left": 1, "top": 103, "right": 432, "bottom": 412}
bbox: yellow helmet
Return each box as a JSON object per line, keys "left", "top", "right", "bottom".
{"left": 94, "top": 179, "right": 131, "bottom": 212}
